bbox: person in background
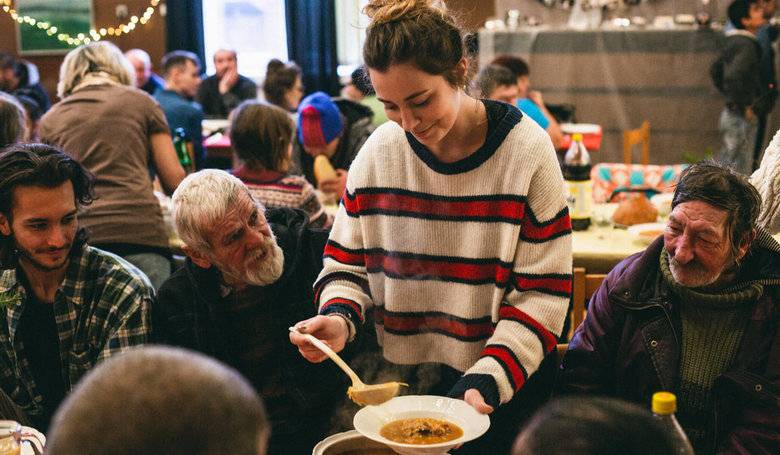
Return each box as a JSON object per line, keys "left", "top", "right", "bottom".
{"left": 0, "top": 91, "right": 27, "bottom": 146}
{"left": 289, "top": 1, "right": 572, "bottom": 453}
{"left": 0, "top": 144, "right": 153, "bottom": 430}
{"left": 512, "top": 396, "right": 677, "bottom": 455}
{"left": 475, "top": 64, "right": 520, "bottom": 105}
{"left": 714, "top": 0, "right": 768, "bottom": 174}
{"left": 293, "top": 91, "right": 374, "bottom": 198}
{"left": 752, "top": 127, "right": 780, "bottom": 233}
{"left": 46, "top": 346, "right": 269, "bottom": 455}
{"left": 230, "top": 100, "right": 331, "bottom": 228}
{"left": 155, "top": 170, "right": 343, "bottom": 454}
{"left": 262, "top": 59, "right": 304, "bottom": 113}
{"left": 39, "top": 41, "right": 185, "bottom": 289}
{"left": 557, "top": 162, "right": 779, "bottom": 454}
{"left": 491, "top": 55, "right": 563, "bottom": 149}
{"left": 15, "top": 93, "right": 43, "bottom": 142}
{"left": 341, "top": 66, "right": 388, "bottom": 127}
{"left": 197, "top": 48, "right": 257, "bottom": 118}
{"left": 0, "top": 54, "right": 51, "bottom": 114}
{"left": 124, "top": 48, "right": 164, "bottom": 96}
{"left": 753, "top": 0, "right": 778, "bottom": 168}
{"left": 155, "top": 50, "right": 205, "bottom": 169}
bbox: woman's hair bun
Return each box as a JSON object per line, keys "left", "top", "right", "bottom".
{"left": 266, "top": 58, "right": 285, "bottom": 74}
{"left": 363, "top": 0, "right": 446, "bottom": 25}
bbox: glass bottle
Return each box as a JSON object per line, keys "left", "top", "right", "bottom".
{"left": 563, "top": 133, "right": 592, "bottom": 230}
{"left": 652, "top": 392, "right": 695, "bottom": 455}
{"left": 173, "top": 127, "right": 193, "bottom": 170}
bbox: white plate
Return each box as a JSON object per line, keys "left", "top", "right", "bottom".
{"left": 353, "top": 395, "right": 490, "bottom": 455}
{"left": 627, "top": 222, "right": 666, "bottom": 245}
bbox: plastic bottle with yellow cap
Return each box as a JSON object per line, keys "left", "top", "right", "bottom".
{"left": 652, "top": 392, "right": 695, "bottom": 454}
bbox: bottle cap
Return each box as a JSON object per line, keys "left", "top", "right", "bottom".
{"left": 652, "top": 391, "right": 677, "bottom": 414}
{"left": 572, "top": 133, "right": 583, "bottom": 142}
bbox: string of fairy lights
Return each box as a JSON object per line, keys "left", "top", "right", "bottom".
{"left": 0, "top": 0, "right": 161, "bottom": 47}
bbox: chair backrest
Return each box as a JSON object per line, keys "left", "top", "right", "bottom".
{"left": 569, "top": 267, "right": 606, "bottom": 340}
{"left": 590, "top": 163, "right": 686, "bottom": 203}
{"left": 623, "top": 120, "right": 650, "bottom": 165}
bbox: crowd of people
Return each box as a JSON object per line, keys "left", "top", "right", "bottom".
{"left": 0, "top": 0, "right": 778, "bottom": 454}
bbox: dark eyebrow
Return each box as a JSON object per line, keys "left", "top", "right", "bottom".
{"left": 377, "top": 89, "right": 430, "bottom": 104}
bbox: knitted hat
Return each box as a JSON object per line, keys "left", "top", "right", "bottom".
{"left": 297, "top": 91, "right": 343, "bottom": 148}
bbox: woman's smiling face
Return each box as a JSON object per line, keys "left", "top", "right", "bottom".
{"left": 369, "top": 62, "right": 463, "bottom": 148}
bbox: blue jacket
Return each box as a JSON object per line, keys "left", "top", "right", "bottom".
{"left": 154, "top": 88, "right": 205, "bottom": 168}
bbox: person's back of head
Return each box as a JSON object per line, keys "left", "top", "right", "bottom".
{"left": 475, "top": 64, "right": 518, "bottom": 100}
{"left": 231, "top": 100, "right": 294, "bottom": 172}
{"left": 513, "top": 396, "right": 677, "bottom": 455}
{"left": 57, "top": 41, "right": 135, "bottom": 98}
{"left": 46, "top": 346, "right": 268, "bottom": 455}
{"left": 728, "top": 0, "right": 762, "bottom": 30}
{"left": 0, "top": 91, "right": 27, "bottom": 147}
{"left": 262, "top": 59, "right": 302, "bottom": 110}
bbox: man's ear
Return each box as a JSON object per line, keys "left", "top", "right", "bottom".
{"left": 736, "top": 228, "right": 757, "bottom": 261}
{"left": 182, "top": 245, "right": 213, "bottom": 269}
{"left": 0, "top": 213, "right": 11, "bottom": 236}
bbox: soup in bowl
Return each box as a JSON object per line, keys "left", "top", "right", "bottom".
{"left": 353, "top": 395, "right": 490, "bottom": 455}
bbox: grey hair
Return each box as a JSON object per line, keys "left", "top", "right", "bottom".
{"left": 46, "top": 346, "right": 268, "bottom": 455}
{"left": 0, "top": 91, "right": 27, "bottom": 146}
{"left": 124, "top": 48, "right": 151, "bottom": 67}
{"left": 171, "top": 169, "right": 259, "bottom": 252}
{"left": 57, "top": 41, "right": 135, "bottom": 98}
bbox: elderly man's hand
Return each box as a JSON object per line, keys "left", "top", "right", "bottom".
{"left": 218, "top": 68, "right": 239, "bottom": 94}
{"left": 289, "top": 315, "right": 349, "bottom": 363}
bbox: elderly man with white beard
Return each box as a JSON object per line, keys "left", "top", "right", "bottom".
{"left": 154, "top": 169, "right": 345, "bottom": 454}
{"left": 557, "top": 161, "right": 780, "bottom": 455}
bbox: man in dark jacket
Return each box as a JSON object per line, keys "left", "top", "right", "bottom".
{"left": 196, "top": 49, "right": 257, "bottom": 118}
{"left": 715, "top": 0, "right": 769, "bottom": 174}
{"left": 557, "top": 162, "right": 780, "bottom": 455}
{"left": 292, "top": 91, "right": 375, "bottom": 199}
{"left": 0, "top": 54, "right": 51, "bottom": 114}
{"left": 154, "top": 169, "right": 344, "bottom": 454}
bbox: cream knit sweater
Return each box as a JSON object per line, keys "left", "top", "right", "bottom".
{"left": 753, "top": 128, "right": 780, "bottom": 234}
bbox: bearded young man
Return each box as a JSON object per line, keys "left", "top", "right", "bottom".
{"left": 557, "top": 161, "right": 780, "bottom": 455}
{"left": 154, "top": 169, "right": 344, "bottom": 454}
{"left": 0, "top": 144, "right": 152, "bottom": 430}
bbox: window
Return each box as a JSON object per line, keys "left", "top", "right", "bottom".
{"left": 335, "top": 0, "right": 369, "bottom": 78}
{"left": 202, "top": 0, "right": 288, "bottom": 81}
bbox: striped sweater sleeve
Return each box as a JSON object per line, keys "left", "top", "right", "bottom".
{"left": 451, "top": 150, "right": 573, "bottom": 406}
{"left": 315, "top": 177, "right": 372, "bottom": 333}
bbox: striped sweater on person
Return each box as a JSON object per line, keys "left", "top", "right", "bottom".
{"left": 232, "top": 166, "right": 331, "bottom": 228}
{"left": 316, "top": 101, "right": 573, "bottom": 407}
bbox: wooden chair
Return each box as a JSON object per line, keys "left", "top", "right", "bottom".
{"left": 569, "top": 267, "right": 607, "bottom": 340}
{"left": 623, "top": 120, "right": 650, "bottom": 165}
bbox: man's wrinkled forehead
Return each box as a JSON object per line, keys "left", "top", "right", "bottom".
{"left": 207, "top": 191, "right": 260, "bottom": 240}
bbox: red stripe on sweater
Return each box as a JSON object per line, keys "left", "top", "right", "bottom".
{"left": 321, "top": 298, "right": 364, "bottom": 322}
{"left": 365, "top": 254, "right": 511, "bottom": 283}
{"left": 498, "top": 305, "right": 557, "bottom": 353}
{"left": 513, "top": 275, "right": 572, "bottom": 295}
{"left": 342, "top": 192, "right": 525, "bottom": 220}
{"left": 520, "top": 210, "right": 571, "bottom": 241}
{"left": 323, "top": 243, "right": 365, "bottom": 266}
{"left": 375, "top": 308, "right": 495, "bottom": 340}
{"left": 481, "top": 345, "right": 526, "bottom": 392}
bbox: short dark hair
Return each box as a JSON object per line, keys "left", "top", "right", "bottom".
{"left": 262, "top": 59, "right": 302, "bottom": 111}
{"left": 0, "top": 53, "right": 16, "bottom": 71}
{"left": 513, "top": 396, "right": 677, "bottom": 455}
{"left": 230, "top": 100, "right": 294, "bottom": 172}
{"left": 491, "top": 55, "right": 530, "bottom": 79}
{"left": 46, "top": 346, "right": 268, "bottom": 455}
{"left": 161, "top": 50, "right": 201, "bottom": 77}
{"left": 351, "top": 66, "right": 375, "bottom": 96}
{"left": 476, "top": 64, "right": 517, "bottom": 98}
{"left": 729, "top": 0, "right": 761, "bottom": 30}
{"left": 0, "top": 143, "right": 95, "bottom": 266}
{"left": 672, "top": 160, "right": 761, "bottom": 256}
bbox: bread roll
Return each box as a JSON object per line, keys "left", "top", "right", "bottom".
{"left": 313, "top": 155, "right": 337, "bottom": 185}
{"left": 612, "top": 195, "right": 659, "bottom": 226}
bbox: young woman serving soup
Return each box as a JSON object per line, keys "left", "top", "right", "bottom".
{"left": 290, "top": 0, "right": 572, "bottom": 451}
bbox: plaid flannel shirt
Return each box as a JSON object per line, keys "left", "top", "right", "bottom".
{"left": 0, "top": 245, "right": 153, "bottom": 419}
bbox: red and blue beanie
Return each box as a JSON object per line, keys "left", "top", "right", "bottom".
{"left": 297, "top": 92, "right": 343, "bottom": 148}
